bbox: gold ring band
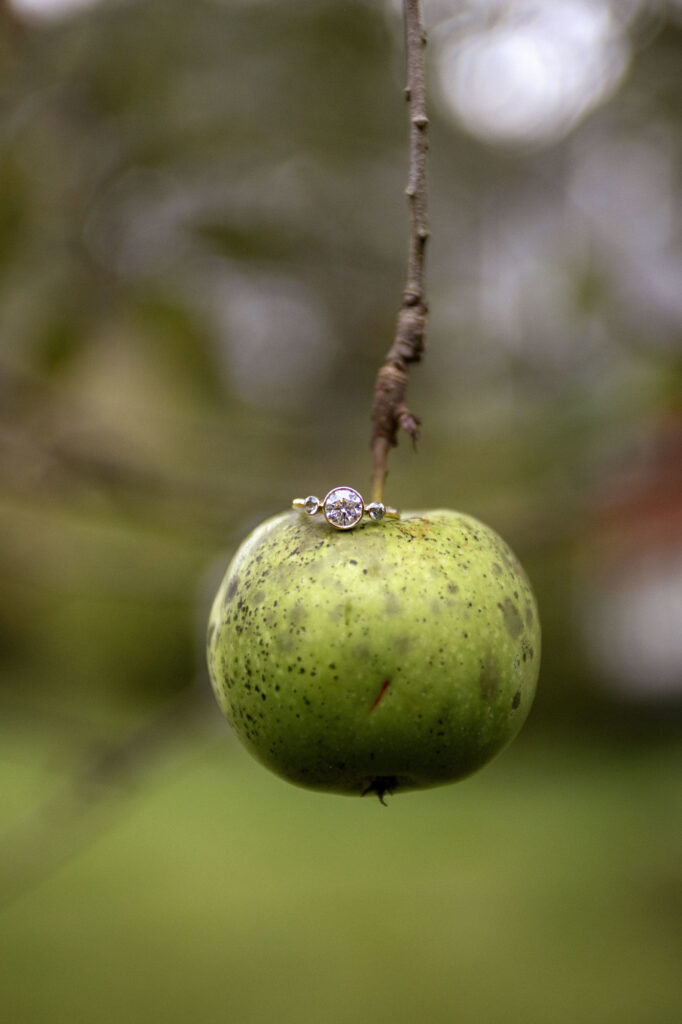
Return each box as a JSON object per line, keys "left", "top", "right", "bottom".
{"left": 292, "top": 487, "right": 400, "bottom": 531}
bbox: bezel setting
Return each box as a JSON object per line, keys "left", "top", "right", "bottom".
{"left": 322, "top": 486, "right": 365, "bottom": 530}
{"left": 292, "top": 488, "right": 398, "bottom": 529}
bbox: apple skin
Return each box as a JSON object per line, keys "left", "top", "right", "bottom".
{"left": 207, "top": 509, "right": 540, "bottom": 797}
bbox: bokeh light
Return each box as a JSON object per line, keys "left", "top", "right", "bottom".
{"left": 10, "top": 0, "right": 106, "bottom": 21}
{"left": 433, "top": 1, "right": 633, "bottom": 145}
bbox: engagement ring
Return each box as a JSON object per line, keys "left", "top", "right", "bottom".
{"left": 292, "top": 486, "right": 400, "bottom": 531}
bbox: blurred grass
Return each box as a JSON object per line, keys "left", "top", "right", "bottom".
{"left": 1, "top": 713, "right": 680, "bottom": 1024}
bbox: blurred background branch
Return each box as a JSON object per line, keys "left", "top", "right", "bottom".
{"left": 0, "top": 684, "right": 215, "bottom": 910}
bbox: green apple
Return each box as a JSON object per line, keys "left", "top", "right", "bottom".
{"left": 207, "top": 508, "right": 540, "bottom": 799}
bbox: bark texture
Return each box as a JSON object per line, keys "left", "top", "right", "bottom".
{"left": 370, "top": 0, "right": 429, "bottom": 503}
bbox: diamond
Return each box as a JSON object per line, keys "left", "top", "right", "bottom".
{"left": 323, "top": 487, "right": 364, "bottom": 530}
{"left": 366, "top": 502, "right": 386, "bottom": 522}
{"left": 304, "top": 495, "right": 320, "bottom": 515}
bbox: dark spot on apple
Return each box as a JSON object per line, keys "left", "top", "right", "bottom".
{"left": 479, "top": 652, "right": 500, "bottom": 700}
{"left": 521, "top": 637, "right": 534, "bottom": 662}
{"left": 289, "top": 603, "right": 307, "bottom": 626}
{"left": 447, "top": 583, "right": 458, "bottom": 594}
{"left": 295, "top": 528, "right": 325, "bottom": 553}
{"left": 224, "top": 577, "right": 239, "bottom": 608}
{"left": 498, "top": 597, "right": 523, "bottom": 638}
{"left": 394, "top": 634, "right": 412, "bottom": 655}
{"left": 512, "top": 691, "right": 521, "bottom": 709}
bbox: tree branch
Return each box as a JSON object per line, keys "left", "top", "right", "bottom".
{"left": 0, "top": 686, "right": 215, "bottom": 910}
{"left": 370, "top": 0, "right": 429, "bottom": 503}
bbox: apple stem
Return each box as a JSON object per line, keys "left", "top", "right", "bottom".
{"left": 362, "top": 776, "right": 398, "bottom": 805}
{"left": 370, "top": 0, "right": 429, "bottom": 505}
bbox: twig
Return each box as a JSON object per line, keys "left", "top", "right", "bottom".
{"left": 0, "top": 686, "right": 216, "bottom": 910}
{"left": 370, "top": 0, "right": 429, "bottom": 503}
